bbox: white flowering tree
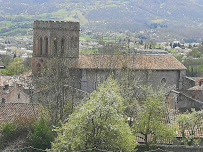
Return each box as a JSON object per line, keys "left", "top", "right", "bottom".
{"left": 177, "top": 109, "right": 203, "bottom": 146}
{"left": 133, "top": 88, "right": 176, "bottom": 151}
{"left": 52, "top": 77, "right": 137, "bottom": 151}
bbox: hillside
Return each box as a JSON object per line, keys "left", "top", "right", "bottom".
{"left": 0, "top": 0, "right": 203, "bottom": 41}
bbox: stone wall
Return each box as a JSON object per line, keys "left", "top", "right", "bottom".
{"left": 182, "top": 76, "right": 196, "bottom": 90}
{"left": 5, "top": 87, "right": 30, "bottom": 103}
{"left": 147, "top": 70, "right": 180, "bottom": 89}
{"left": 169, "top": 90, "right": 203, "bottom": 111}
{"left": 32, "top": 20, "right": 80, "bottom": 75}
{"left": 80, "top": 69, "right": 183, "bottom": 93}
{"left": 180, "top": 90, "right": 203, "bottom": 101}
{"left": 177, "top": 92, "right": 203, "bottom": 111}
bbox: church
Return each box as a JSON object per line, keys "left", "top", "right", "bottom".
{"left": 31, "top": 21, "right": 203, "bottom": 111}
{"left": 32, "top": 21, "right": 186, "bottom": 91}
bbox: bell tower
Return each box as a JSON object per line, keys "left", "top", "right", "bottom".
{"left": 32, "top": 20, "right": 80, "bottom": 75}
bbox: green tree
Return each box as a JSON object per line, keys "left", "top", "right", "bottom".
{"left": 1, "top": 55, "right": 13, "bottom": 67}
{"left": 188, "top": 48, "right": 201, "bottom": 58}
{"left": 133, "top": 89, "right": 176, "bottom": 150}
{"left": 30, "top": 117, "right": 54, "bottom": 150}
{"left": 52, "top": 77, "right": 137, "bottom": 151}
{"left": 7, "top": 57, "right": 25, "bottom": 75}
{"left": 176, "top": 109, "right": 203, "bottom": 146}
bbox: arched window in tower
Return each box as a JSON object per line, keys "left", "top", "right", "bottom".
{"left": 45, "top": 37, "right": 48, "bottom": 55}
{"left": 61, "top": 38, "right": 65, "bottom": 55}
{"left": 40, "top": 37, "right": 43, "bottom": 55}
{"left": 71, "top": 36, "right": 74, "bottom": 48}
{"left": 54, "top": 38, "right": 57, "bottom": 54}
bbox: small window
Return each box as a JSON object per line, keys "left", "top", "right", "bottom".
{"left": 54, "top": 38, "right": 57, "bottom": 54}
{"left": 18, "top": 94, "right": 20, "bottom": 99}
{"left": 61, "top": 38, "right": 65, "bottom": 55}
{"left": 161, "top": 78, "right": 166, "bottom": 84}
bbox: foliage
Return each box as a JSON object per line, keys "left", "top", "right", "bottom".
{"left": 174, "top": 53, "right": 184, "bottom": 62}
{"left": 29, "top": 117, "right": 55, "bottom": 150}
{"left": 1, "top": 55, "right": 13, "bottom": 67}
{"left": 52, "top": 77, "right": 137, "bottom": 151}
{"left": 188, "top": 48, "right": 202, "bottom": 58}
{"left": 184, "top": 57, "right": 203, "bottom": 77}
{"left": 133, "top": 88, "right": 176, "bottom": 150}
{"left": 117, "top": 68, "right": 143, "bottom": 126}
{"left": 7, "top": 57, "right": 26, "bottom": 75}
{"left": 0, "top": 69, "right": 8, "bottom": 75}
{"left": 23, "top": 57, "right": 32, "bottom": 71}
{"left": 176, "top": 109, "right": 203, "bottom": 146}
{"left": 0, "top": 115, "right": 35, "bottom": 149}
{"left": 34, "top": 49, "right": 73, "bottom": 125}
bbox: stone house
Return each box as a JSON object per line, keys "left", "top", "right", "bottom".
{"left": 0, "top": 85, "right": 30, "bottom": 104}
{"left": 169, "top": 77, "right": 203, "bottom": 112}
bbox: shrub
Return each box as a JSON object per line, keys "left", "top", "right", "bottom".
{"left": 0, "top": 115, "right": 35, "bottom": 149}
{"left": 29, "top": 117, "right": 54, "bottom": 150}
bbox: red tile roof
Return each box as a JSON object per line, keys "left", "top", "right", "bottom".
{"left": 188, "top": 77, "right": 203, "bottom": 86}
{"left": 73, "top": 54, "right": 187, "bottom": 70}
{"left": 0, "top": 103, "right": 41, "bottom": 125}
{"left": 188, "top": 86, "right": 203, "bottom": 90}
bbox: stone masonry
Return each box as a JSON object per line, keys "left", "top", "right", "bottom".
{"left": 32, "top": 20, "right": 80, "bottom": 74}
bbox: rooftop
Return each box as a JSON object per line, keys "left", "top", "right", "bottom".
{"left": 74, "top": 54, "right": 187, "bottom": 70}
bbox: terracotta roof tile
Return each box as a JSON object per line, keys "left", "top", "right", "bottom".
{"left": 188, "top": 86, "right": 203, "bottom": 90}
{"left": 73, "top": 54, "right": 187, "bottom": 70}
{"left": 188, "top": 77, "right": 203, "bottom": 86}
{"left": 0, "top": 103, "right": 41, "bottom": 125}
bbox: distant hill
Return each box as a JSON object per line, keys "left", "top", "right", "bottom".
{"left": 0, "top": 0, "right": 203, "bottom": 41}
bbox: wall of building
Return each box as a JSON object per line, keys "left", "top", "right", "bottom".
{"left": 81, "top": 69, "right": 112, "bottom": 93}
{"left": 145, "top": 70, "right": 181, "bottom": 89}
{"left": 180, "top": 90, "right": 203, "bottom": 101}
{"left": 80, "top": 69, "right": 183, "bottom": 93}
{"left": 177, "top": 92, "right": 203, "bottom": 112}
{"left": 6, "top": 87, "right": 30, "bottom": 103}
{"left": 182, "top": 76, "right": 196, "bottom": 90}
{"left": 32, "top": 21, "right": 80, "bottom": 75}
{"left": 169, "top": 90, "right": 203, "bottom": 112}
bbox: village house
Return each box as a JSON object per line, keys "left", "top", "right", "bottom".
{"left": 0, "top": 75, "right": 31, "bottom": 104}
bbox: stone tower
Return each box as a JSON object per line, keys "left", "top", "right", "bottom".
{"left": 32, "top": 20, "right": 80, "bottom": 75}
